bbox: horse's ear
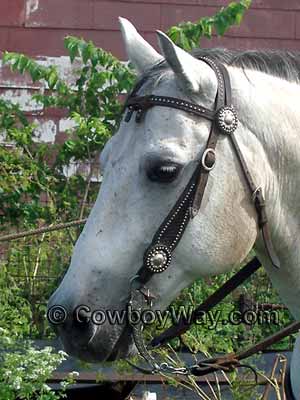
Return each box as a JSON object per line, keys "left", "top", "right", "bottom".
{"left": 119, "top": 17, "right": 162, "bottom": 75}
{"left": 156, "top": 30, "right": 216, "bottom": 94}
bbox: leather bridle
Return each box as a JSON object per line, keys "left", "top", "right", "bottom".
{"left": 123, "top": 57, "right": 280, "bottom": 373}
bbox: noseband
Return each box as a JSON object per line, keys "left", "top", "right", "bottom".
{"left": 124, "top": 57, "right": 280, "bottom": 373}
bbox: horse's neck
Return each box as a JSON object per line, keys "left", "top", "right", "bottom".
{"left": 232, "top": 68, "right": 300, "bottom": 320}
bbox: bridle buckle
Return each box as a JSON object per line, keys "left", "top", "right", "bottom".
{"left": 252, "top": 186, "right": 262, "bottom": 202}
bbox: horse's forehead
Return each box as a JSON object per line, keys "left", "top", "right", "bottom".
{"left": 109, "top": 75, "right": 211, "bottom": 164}
{"left": 110, "top": 109, "right": 202, "bottom": 168}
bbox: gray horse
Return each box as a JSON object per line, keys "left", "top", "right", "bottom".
{"left": 48, "top": 18, "right": 300, "bottom": 397}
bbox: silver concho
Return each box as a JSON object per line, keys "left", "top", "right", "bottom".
{"left": 216, "top": 106, "right": 238, "bottom": 135}
{"left": 145, "top": 244, "right": 172, "bottom": 273}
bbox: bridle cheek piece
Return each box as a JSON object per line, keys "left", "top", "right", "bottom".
{"left": 123, "top": 57, "right": 280, "bottom": 374}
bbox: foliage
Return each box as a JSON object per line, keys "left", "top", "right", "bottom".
{"left": 0, "top": 328, "right": 77, "bottom": 400}
{"left": 1, "top": 37, "right": 134, "bottom": 228}
{"left": 1, "top": 229, "right": 76, "bottom": 339}
{"left": 0, "top": 268, "right": 77, "bottom": 400}
{"left": 0, "top": 267, "right": 33, "bottom": 338}
{"left": 0, "top": 99, "right": 55, "bottom": 226}
{"left": 168, "top": 0, "right": 252, "bottom": 50}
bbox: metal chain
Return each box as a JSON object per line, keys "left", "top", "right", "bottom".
{"left": 0, "top": 219, "right": 87, "bottom": 243}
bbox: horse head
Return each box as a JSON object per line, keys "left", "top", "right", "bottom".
{"left": 48, "top": 19, "right": 275, "bottom": 363}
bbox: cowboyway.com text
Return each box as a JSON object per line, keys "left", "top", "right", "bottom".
{"left": 72, "top": 304, "right": 280, "bottom": 329}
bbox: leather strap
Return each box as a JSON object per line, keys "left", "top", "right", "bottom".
{"left": 191, "top": 56, "right": 226, "bottom": 216}
{"left": 229, "top": 132, "right": 280, "bottom": 268}
{"left": 126, "top": 95, "right": 215, "bottom": 123}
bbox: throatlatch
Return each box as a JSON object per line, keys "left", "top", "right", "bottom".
{"left": 123, "top": 57, "right": 280, "bottom": 374}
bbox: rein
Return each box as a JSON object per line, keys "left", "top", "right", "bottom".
{"left": 122, "top": 57, "right": 283, "bottom": 375}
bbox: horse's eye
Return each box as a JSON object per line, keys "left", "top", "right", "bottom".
{"left": 147, "top": 162, "right": 181, "bottom": 183}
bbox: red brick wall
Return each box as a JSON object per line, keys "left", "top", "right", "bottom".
{"left": 1, "top": 0, "right": 300, "bottom": 58}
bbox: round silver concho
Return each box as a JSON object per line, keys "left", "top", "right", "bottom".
{"left": 145, "top": 244, "right": 172, "bottom": 273}
{"left": 216, "top": 106, "right": 238, "bottom": 135}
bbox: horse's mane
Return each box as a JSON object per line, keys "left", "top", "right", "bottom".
{"left": 137, "top": 48, "right": 300, "bottom": 89}
{"left": 192, "top": 48, "right": 300, "bottom": 83}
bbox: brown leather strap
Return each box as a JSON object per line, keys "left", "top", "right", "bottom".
{"left": 230, "top": 132, "right": 280, "bottom": 268}
{"left": 125, "top": 95, "right": 215, "bottom": 123}
{"left": 190, "top": 123, "right": 218, "bottom": 217}
{"left": 261, "top": 224, "right": 280, "bottom": 269}
{"left": 190, "top": 56, "right": 226, "bottom": 216}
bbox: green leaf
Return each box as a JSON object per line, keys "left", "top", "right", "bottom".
{"left": 215, "top": 15, "right": 228, "bottom": 36}
{"left": 168, "top": 26, "right": 181, "bottom": 42}
{"left": 47, "top": 70, "right": 58, "bottom": 90}
{"left": 82, "top": 42, "right": 94, "bottom": 64}
{"left": 167, "top": 0, "right": 251, "bottom": 49}
{"left": 65, "top": 37, "right": 79, "bottom": 62}
{"left": 29, "top": 65, "right": 41, "bottom": 82}
{"left": 16, "top": 55, "right": 29, "bottom": 73}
